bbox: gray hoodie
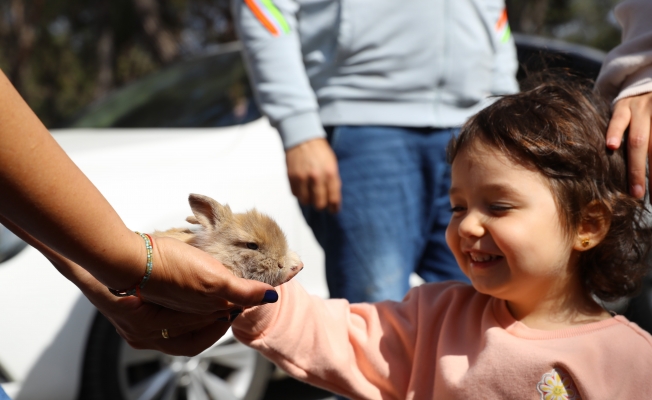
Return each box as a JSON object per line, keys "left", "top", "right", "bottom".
{"left": 232, "top": 0, "right": 519, "bottom": 149}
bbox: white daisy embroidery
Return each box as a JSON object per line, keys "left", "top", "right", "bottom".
{"left": 536, "top": 368, "right": 582, "bottom": 400}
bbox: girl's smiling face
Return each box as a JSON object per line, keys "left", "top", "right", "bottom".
{"left": 445, "top": 140, "right": 578, "bottom": 307}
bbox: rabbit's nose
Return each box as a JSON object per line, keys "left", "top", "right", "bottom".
{"left": 291, "top": 262, "right": 304, "bottom": 272}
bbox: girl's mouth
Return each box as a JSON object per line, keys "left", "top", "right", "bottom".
{"left": 468, "top": 252, "right": 503, "bottom": 268}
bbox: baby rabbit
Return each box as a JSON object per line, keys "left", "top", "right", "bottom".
{"left": 154, "top": 194, "right": 303, "bottom": 287}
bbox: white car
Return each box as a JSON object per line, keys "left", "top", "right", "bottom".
{"left": 0, "top": 43, "right": 328, "bottom": 400}
{"left": 0, "top": 36, "right": 613, "bottom": 400}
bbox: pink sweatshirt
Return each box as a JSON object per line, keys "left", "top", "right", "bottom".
{"left": 233, "top": 281, "right": 652, "bottom": 399}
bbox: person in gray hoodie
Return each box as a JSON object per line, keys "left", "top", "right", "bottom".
{"left": 232, "top": 0, "right": 519, "bottom": 303}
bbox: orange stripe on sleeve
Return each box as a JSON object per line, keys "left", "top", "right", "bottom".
{"left": 495, "top": 9, "right": 508, "bottom": 31}
{"left": 245, "top": 0, "right": 280, "bottom": 36}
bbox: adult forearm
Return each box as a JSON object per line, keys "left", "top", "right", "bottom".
{"left": 0, "top": 70, "right": 142, "bottom": 289}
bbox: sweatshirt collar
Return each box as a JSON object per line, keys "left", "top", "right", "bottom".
{"left": 491, "top": 297, "right": 622, "bottom": 340}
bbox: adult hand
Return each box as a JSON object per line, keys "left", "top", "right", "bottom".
{"left": 605, "top": 92, "right": 652, "bottom": 200}
{"left": 69, "top": 261, "right": 236, "bottom": 356}
{"left": 42, "top": 237, "right": 267, "bottom": 357}
{"left": 140, "top": 235, "right": 277, "bottom": 315}
{"left": 0, "top": 216, "right": 276, "bottom": 356}
{"left": 286, "top": 138, "right": 342, "bottom": 213}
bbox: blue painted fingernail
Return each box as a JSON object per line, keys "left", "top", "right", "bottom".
{"left": 261, "top": 290, "right": 278, "bottom": 304}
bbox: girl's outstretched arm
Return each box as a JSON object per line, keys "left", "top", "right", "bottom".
{"left": 0, "top": 70, "right": 275, "bottom": 316}
{"left": 232, "top": 280, "right": 425, "bottom": 399}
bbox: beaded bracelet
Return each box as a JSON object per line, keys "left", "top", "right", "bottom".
{"left": 108, "top": 232, "right": 154, "bottom": 299}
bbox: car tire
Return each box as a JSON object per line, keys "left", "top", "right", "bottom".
{"left": 78, "top": 311, "right": 272, "bottom": 400}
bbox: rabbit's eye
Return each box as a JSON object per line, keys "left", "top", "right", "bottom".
{"left": 246, "top": 242, "right": 259, "bottom": 250}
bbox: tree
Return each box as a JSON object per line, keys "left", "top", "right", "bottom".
{"left": 507, "top": 0, "right": 622, "bottom": 52}
{"left": 0, "top": 0, "right": 235, "bottom": 128}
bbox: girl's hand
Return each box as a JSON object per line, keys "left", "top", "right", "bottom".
{"left": 605, "top": 92, "right": 652, "bottom": 200}
{"left": 140, "top": 235, "right": 277, "bottom": 315}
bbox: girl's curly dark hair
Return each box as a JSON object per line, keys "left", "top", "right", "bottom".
{"left": 447, "top": 72, "right": 651, "bottom": 302}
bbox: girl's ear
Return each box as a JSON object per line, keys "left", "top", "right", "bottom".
{"left": 574, "top": 201, "right": 611, "bottom": 251}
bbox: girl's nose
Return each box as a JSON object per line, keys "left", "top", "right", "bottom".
{"left": 458, "top": 211, "right": 485, "bottom": 239}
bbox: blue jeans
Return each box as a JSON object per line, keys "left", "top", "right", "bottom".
{"left": 0, "top": 385, "right": 11, "bottom": 400}
{"left": 302, "top": 125, "right": 468, "bottom": 303}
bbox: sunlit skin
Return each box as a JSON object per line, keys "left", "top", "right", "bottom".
{"left": 445, "top": 140, "right": 610, "bottom": 330}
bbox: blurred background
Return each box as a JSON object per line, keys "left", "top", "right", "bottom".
{"left": 0, "top": 0, "right": 622, "bottom": 130}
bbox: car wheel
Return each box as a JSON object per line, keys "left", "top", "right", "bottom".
{"left": 78, "top": 312, "right": 272, "bottom": 400}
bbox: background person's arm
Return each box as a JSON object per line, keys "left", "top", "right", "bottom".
{"left": 285, "top": 137, "right": 341, "bottom": 213}
{"left": 231, "top": 0, "right": 341, "bottom": 212}
{"left": 0, "top": 70, "right": 275, "bottom": 314}
{"left": 595, "top": 0, "right": 652, "bottom": 199}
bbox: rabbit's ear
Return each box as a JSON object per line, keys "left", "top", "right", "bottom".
{"left": 188, "top": 194, "right": 232, "bottom": 230}
{"left": 186, "top": 215, "right": 200, "bottom": 224}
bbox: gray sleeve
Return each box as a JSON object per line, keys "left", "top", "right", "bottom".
{"left": 491, "top": 19, "right": 519, "bottom": 95}
{"left": 231, "top": 0, "right": 326, "bottom": 149}
{"left": 595, "top": 0, "right": 652, "bottom": 103}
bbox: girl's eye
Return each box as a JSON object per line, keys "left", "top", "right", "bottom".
{"left": 489, "top": 204, "right": 512, "bottom": 213}
{"left": 450, "top": 206, "right": 466, "bottom": 213}
{"left": 246, "top": 242, "right": 259, "bottom": 250}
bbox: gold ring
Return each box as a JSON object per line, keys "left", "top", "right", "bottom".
{"left": 161, "top": 328, "right": 169, "bottom": 339}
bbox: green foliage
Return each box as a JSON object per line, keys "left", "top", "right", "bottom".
{"left": 546, "top": 0, "right": 621, "bottom": 51}
{"left": 508, "top": 0, "right": 622, "bottom": 52}
{"left": 0, "top": 0, "right": 234, "bottom": 128}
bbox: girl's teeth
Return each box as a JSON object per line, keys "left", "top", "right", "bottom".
{"left": 471, "top": 254, "right": 496, "bottom": 262}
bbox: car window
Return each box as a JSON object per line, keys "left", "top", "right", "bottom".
{"left": 70, "top": 43, "right": 261, "bottom": 129}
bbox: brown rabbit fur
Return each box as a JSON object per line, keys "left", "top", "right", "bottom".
{"left": 153, "top": 194, "right": 303, "bottom": 287}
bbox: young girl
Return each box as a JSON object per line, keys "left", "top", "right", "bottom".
{"left": 232, "top": 78, "right": 652, "bottom": 399}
